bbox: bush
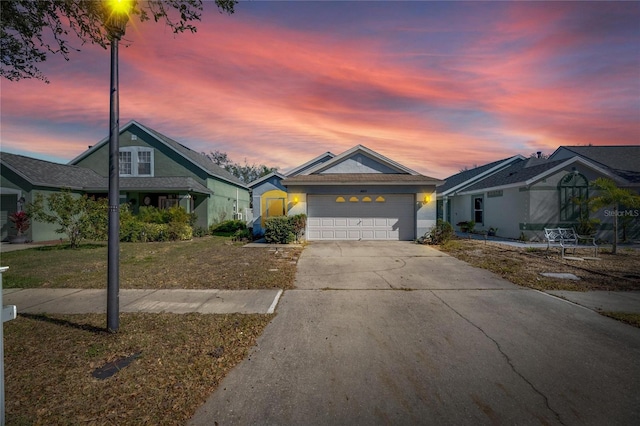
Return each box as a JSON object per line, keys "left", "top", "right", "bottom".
{"left": 138, "top": 206, "right": 168, "bottom": 224}
{"left": 167, "top": 222, "right": 193, "bottom": 241}
{"left": 264, "top": 216, "right": 295, "bottom": 244}
{"left": 290, "top": 214, "right": 307, "bottom": 242}
{"left": 419, "top": 219, "right": 454, "bottom": 245}
{"left": 192, "top": 226, "right": 209, "bottom": 238}
{"left": 210, "top": 220, "right": 247, "bottom": 236}
{"left": 233, "top": 228, "right": 252, "bottom": 241}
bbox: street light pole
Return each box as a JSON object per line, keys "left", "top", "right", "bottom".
{"left": 105, "top": 0, "right": 130, "bottom": 333}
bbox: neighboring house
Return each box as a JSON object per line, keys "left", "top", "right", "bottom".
{"left": 438, "top": 146, "right": 640, "bottom": 242}
{"left": 1, "top": 120, "right": 250, "bottom": 242}
{"left": 0, "top": 152, "right": 106, "bottom": 242}
{"left": 69, "top": 120, "right": 250, "bottom": 228}
{"left": 247, "top": 145, "right": 442, "bottom": 241}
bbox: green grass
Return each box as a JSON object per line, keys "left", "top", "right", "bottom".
{"left": 1, "top": 236, "right": 301, "bottom": 290}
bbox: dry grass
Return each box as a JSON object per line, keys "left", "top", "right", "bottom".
{"left": 1, "top": 236, "right": 302, "bottom": 290}
{"left": 4, "top": 312, "right": 273, "bottom": 425}
{"left": 437, "top": 239, "right": 640, "bottom": 292}
{"left": 1, "top": 236, "right": 300, "bottom": 424}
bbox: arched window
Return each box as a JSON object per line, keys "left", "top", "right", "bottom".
{"left": 558, "top": 172, "right": 588, "bottom": 221}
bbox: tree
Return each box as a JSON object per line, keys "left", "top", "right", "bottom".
{"left": 27, "top": 191, "right": 107, "bottom": 248}
{"left": 205, "top": 150, "right": 277, "bottom": 183}
{"left": 1, "top": 0, "right": 236, "bottom": 82}
{"left": 589, "top": 178, "right": 640, "bottom": 254}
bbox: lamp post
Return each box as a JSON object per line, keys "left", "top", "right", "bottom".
{"left": 105, "top": 0, "right": 130, "bottom": 332}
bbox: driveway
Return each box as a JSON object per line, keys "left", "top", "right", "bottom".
{"left": 191, "top": 241, "right": 640, "bottom": 425}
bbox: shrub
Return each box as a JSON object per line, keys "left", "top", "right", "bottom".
{"left": 138, "top": 206, "right": 168, "bottom": 224}
{"left": 264, "top": 216, "right": 295, "bottom": 244}
{"left": 166, "top": 205, "right": 191, "bottom": 224}
{"left": 233, "top": 228, "right": 251, "bottom": 241}
{"left": 419, "top": 219, "right": 454, "bottom": 245}
{"left": 192, "top": 226, "right": 209, "bottom": 238}
{"left": 290, "top": 214, "right": 307, "bottom": 242}
{"left": 210, "top": 220, "right": 247, "bottom": 236}
{"left": 167, "top": 222, "right": 192, "bottom": 241}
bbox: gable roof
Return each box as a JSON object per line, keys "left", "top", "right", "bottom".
{"left": 69, "top": 120, "right": 247, "bottom": 188}
{"left": 282, "top": 173, "right": 442, "bottom": 186}
{"left": 550, "top": 146, "right": 640, "bottom": 183}
{"left": 1, "top": 152, "right": 105, "bottom": 190}
{"left": 459, "top": 156, "right": 626, "bottom": 194}
{"left": 247, "top": 171, "right": 287, "bottom": 188}
{"left": 281, "top": 145, "right": 442, "bottom": 186}
{"left": 301, "top": 145, "right": 422, "bottom": 176}
{"left": 285, "top": 152, "right": 335, "bottom": 177}
{"left": 438, "top": 155, "right": 524, "bottom": 196}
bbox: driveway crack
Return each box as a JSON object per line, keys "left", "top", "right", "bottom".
{"left": 431, "top": 291, "right": 566, "bottom": 426}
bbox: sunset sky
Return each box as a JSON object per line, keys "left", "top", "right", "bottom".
{"left": 1, "top": 0, "right": 639, "bottom": 178}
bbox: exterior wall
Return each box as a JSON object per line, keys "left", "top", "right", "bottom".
{"left": 207, "top": 178, "right": 250, "bottom": 225}
{"left": 250, "top": 176, "right": 287, "bottom": 235}
{"left": 448, "top": 193, "right": 472, "bottom": 230}
{"left": 416, "top": 190, "right": 437, "bottom": 238}
{"left": 483, "top": 187, "right": 527, "bottom": 239}
{"left": 285, "top": 184, "right": 436, "bottom": 241}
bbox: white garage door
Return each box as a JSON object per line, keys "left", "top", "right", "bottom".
{"left": 307, "top": 194, "right": 414, "bottom": 241}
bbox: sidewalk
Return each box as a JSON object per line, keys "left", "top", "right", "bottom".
{"left": 2, "top": 288, "right": 283, "bottom": 315}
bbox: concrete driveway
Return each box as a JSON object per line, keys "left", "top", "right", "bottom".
{"left": 191, "top": 241, "right": 640, "bottom": 425}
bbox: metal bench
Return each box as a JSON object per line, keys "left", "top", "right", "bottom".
{"left": 544, "top": 227, "right": 598, "bottom": 259}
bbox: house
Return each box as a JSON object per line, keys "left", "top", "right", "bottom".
{"left": 0, "top": 153, "right": 106, "bottom": 242}
{"left": 249, "top": 145, "right": 443, "bottom": 241}
{"left": 247, "top": 152, "right": 335, "bottom": 237}
{"left": 438, "top": 146, "right": 640, "bottom": 242}
{"left": 1, "top": 120, "right": 250, "bottom": 242}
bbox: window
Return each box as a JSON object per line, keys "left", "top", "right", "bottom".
{"left": 559, "top": 172, "right": 588, "bottom": 221}
{"left": 473, "top": 196, "right": 483, "bottom": 224}
{"left": 119, "top": 151, "right": 132, "bottom": 175}
{"left": 138, "top": 151, "right": 151, "bottom": 175}
{"left": 119, "top": 147, "right": 153, "bottom": 177}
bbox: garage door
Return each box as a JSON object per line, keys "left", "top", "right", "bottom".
{"left": 307, "top": 194, "right": 414, "bottom": 240}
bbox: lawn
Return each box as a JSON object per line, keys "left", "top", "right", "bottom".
{"left": 4, "top": 312, "right": 273, "bottom": 425}
{"left": 437, "top": 239, "right": 640, "bottom": 292}
{"left": 437, "top": 238, "right": 640, "bottom": 328}
{"left": 1, "top": 236, "right": 302, "bottom": 289}
{"left": 1, "top": 236, "right": 301, "bottom": 424}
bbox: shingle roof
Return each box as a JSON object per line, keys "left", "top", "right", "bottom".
{"left": 554, "top": 146, "right": 640, "bottom": 183}
{"left": 1, "top": 152, "right": 105, "bottom": 190}
{"left": 117, "top": 177, "right": 212, "bottom": 194}
{"left": 282, "top": 173, "right": 442, "bottom": 186}
{"left": 437, "top": 156, "right": 517, "bottom": 193}
{"left": 141, "top": 125, "right": 246, "bottom": 186}
{"left": 462, "top": 159, "right": 567, "bottom": 192}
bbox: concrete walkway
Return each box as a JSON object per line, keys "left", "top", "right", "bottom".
{"left": 2, "top": 288, "right": 283, "bottom": 315}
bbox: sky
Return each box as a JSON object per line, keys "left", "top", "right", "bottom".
{"left": 1, "top": 0, "right": 639, "bottom": 179}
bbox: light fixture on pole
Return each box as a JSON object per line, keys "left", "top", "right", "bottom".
{"left": 105, "top": 0, "right": 131, "bottom": 333}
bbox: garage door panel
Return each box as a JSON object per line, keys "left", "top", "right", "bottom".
{"left": 307, "top": 194, "right": 414, "bottom": 241}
